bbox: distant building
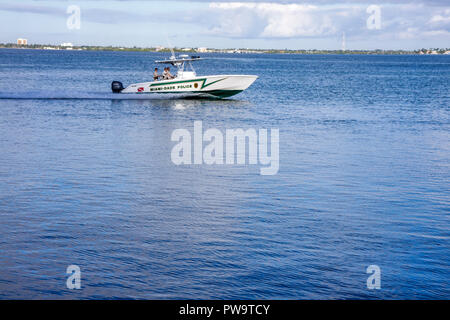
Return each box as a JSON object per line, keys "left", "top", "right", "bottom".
{"left": 17, "top": 38, "right": 27, "bottom": 45}
{"left": 197, "top": 47, "right": 208, "bottom": 53}
{"left": 182, "top": 48, "right": 192, "bottom": 51}
{"left": 61, "top": 42, "right": 73, "bottom": 47}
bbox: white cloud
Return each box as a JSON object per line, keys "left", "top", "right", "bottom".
{"left": 205, "top": 1, "right": 450, "bottom": 42}
{"left": 208, "top": 2, "right": 348, "bottom": 38}
{"left": 428, "top": 8, "right": 450, "bottom": 27}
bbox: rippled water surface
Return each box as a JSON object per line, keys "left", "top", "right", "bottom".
{"left": 0, "top": 49, "right": 449, "bottom": 299}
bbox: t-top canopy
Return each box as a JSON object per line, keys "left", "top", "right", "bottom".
{"left": 155, "top": 56, "right": 203, "bottom": 65}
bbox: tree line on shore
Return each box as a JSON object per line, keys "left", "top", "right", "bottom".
{"left": 1, "top": 43, "right": 449, "bottom": 55}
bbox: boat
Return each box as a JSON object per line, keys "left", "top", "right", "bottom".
{"left": 111, "top": 55, "right": 257, "bottom": 98}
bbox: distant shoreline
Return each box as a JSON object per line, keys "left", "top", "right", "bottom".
{"left": 1, "top": 43, "right": 449, "bottom": 55}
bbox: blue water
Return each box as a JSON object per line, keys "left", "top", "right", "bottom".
{"left": 0, "top": 49, "right": 449, "bottom": 299}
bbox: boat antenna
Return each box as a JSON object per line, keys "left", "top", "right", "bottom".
{"left": 165, "top": 34, "right": 176, "bottom": 60}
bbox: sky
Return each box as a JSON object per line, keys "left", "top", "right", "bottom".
{"left": 1, "top": 0, "right": 449, "bottom": 50}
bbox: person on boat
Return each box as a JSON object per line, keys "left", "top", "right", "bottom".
{"left": 162, "top": 67, "right": 168, "bottom": 80}
{"left": 153, "top": 68, "right": 160, "bottom": 81}
{"left": 166, "top": 67, "right": 175, "bottom": 79}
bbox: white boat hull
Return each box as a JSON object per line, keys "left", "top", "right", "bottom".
{"left": 119, "top": 75, "right": 258, "bottom": 98}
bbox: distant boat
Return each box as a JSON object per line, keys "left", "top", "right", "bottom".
{"left": 111, "top": 55, "right": 257, "bottom": 98}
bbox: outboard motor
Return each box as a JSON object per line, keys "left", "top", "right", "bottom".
{"left": 111, "top": 81, "right": 124, "bottom": 93}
